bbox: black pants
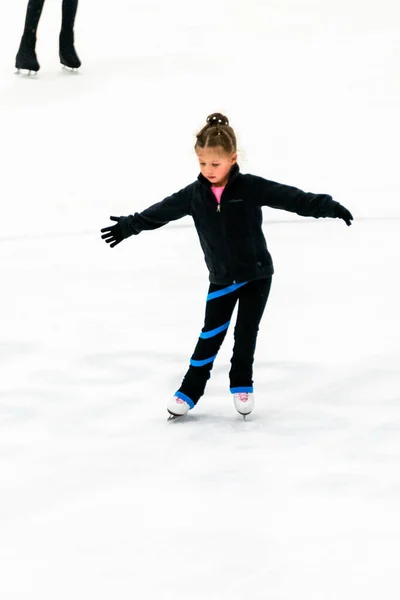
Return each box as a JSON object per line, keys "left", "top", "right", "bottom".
{"left": 176, "top": 277, "right": 272, "bottom": 407}
{"left": 19, "top": 0, "right": 79, "bottom": 37}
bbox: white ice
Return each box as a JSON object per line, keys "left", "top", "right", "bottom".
{"left": 1, "top": 1, "right": 400, "bottom": 598}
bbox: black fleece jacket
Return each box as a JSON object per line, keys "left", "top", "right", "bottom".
{"left": 120, "top": 164, "right": 342, "bottom": 285}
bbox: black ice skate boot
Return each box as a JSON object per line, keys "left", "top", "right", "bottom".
{"left": 15, "top": 0, "right": 45, "bottom": 72}
{"left": 15, "top": 32, "right": 40, "bottom": 72}
{"left": 59, "top": 29, "right": 81, "bottom": 69}
{"left": 59, "top": 0, "right": 81, "bottom": 69}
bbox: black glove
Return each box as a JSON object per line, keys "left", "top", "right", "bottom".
{"left": 101, "top": 216, "right": 125, "bottom": 248}
{"left": 335, "top": 204, "right": 353, "bottom": 226}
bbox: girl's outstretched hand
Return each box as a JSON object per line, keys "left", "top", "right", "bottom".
{"left": 101, "top": 216, "right": 124, "bottom": 248}
{"left": 335, "top": 204, "right": 353, "bottom": 226}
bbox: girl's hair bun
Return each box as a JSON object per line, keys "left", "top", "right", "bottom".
{"left": 195, "top": 112, "right": 236, "bottom": 153}
{"left": 206, "top": 113, "right": 229, "bottom": 127}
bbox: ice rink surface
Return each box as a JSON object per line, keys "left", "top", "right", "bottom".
{"left": 1, "top": 1, "right": 399, "bottom": 598}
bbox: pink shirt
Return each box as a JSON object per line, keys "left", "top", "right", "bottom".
{"left": 211, "top": 186, "right": 225, "bottom": 203}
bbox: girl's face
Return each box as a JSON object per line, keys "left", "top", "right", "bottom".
{"left": 196, "top": 147, "right": 237, "bottom": 187}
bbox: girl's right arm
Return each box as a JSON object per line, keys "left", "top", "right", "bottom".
{"left": 101, "top": 184, "right": 193, "bottom": 247}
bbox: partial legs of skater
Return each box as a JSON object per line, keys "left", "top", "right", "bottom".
{"left": 15, "top": 0, "right": 45, "bottom": 72}
{"left": 177, "top": 278, "right": 271, "bottom": 407}
{"left": 60, "top": 0, "right": 81, "bottom": 69}
{"left": 178, "top": 282, "right": 241, "bottom": 406}
{"left": 15, "top": 0, "right": 81, "bottom": 72}
{"left": 229, "top": 277, "right": 272, "bottom": 390}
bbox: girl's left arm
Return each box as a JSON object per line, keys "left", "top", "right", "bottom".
{"left": 254, "top": 176, "right": 353, "bottom": 225}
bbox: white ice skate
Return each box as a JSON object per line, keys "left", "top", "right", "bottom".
{"left": 232, "top": 391, "right": 254, "bottom": 417}
{"left": 167, "top": 395, "right": 190, "bottom": 418}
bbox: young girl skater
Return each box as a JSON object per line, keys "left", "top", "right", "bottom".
{"left": 101, "top": 113, "right": 353, "bottom": 418}
{"left": 15, "top": 0, "right": 81, "bottom": 72}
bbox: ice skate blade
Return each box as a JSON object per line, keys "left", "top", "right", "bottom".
{"left": 237, "top": 412, "right": 251, "bottom": 420}
{"left": 167, "top": 410, "right": 187, "bottom": 421}
{"left": 15, "top": 69, "right": 38, "bottom": 76}
{"left": 61, "top": 65, "right": 80, "bottom": 73}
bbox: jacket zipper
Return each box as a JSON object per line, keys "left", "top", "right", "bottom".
{"left": 214, "top": 192, "right": 234, "bottom": 280}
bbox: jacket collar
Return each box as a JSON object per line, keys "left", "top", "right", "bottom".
{"left": 197, "top": 163, "right": 240, "bottom": 188}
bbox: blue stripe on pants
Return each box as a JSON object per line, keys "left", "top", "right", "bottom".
{"left": 199, "top": 320, "right": 230, "bottom": 339}
{"left": 207, "top": 282, "right": 248, "bottom": 301}
{"left": 190, "top": 355, "right": 217, "bottom": 367}
{"left": 174, "top": 391, "right": 195, "bottom": 408}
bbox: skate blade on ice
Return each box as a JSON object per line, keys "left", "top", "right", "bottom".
{"left": 61, "top": 65, "right": 80, "bottom": 74}
{"left": 15, "top": 69, "right": 38, "bottom": 76}
{"left": 235, "top": 412, "right": 249, "bottom": 421}
{"left": 167, "top": 411, "right": 187, "bottom": 421}
{"left": 167, "top": 412, "right": 249, "bottom": 422}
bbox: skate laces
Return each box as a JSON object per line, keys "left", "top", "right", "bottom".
{"left": 236, "top": 392, "right": 249, "bottom": 403}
